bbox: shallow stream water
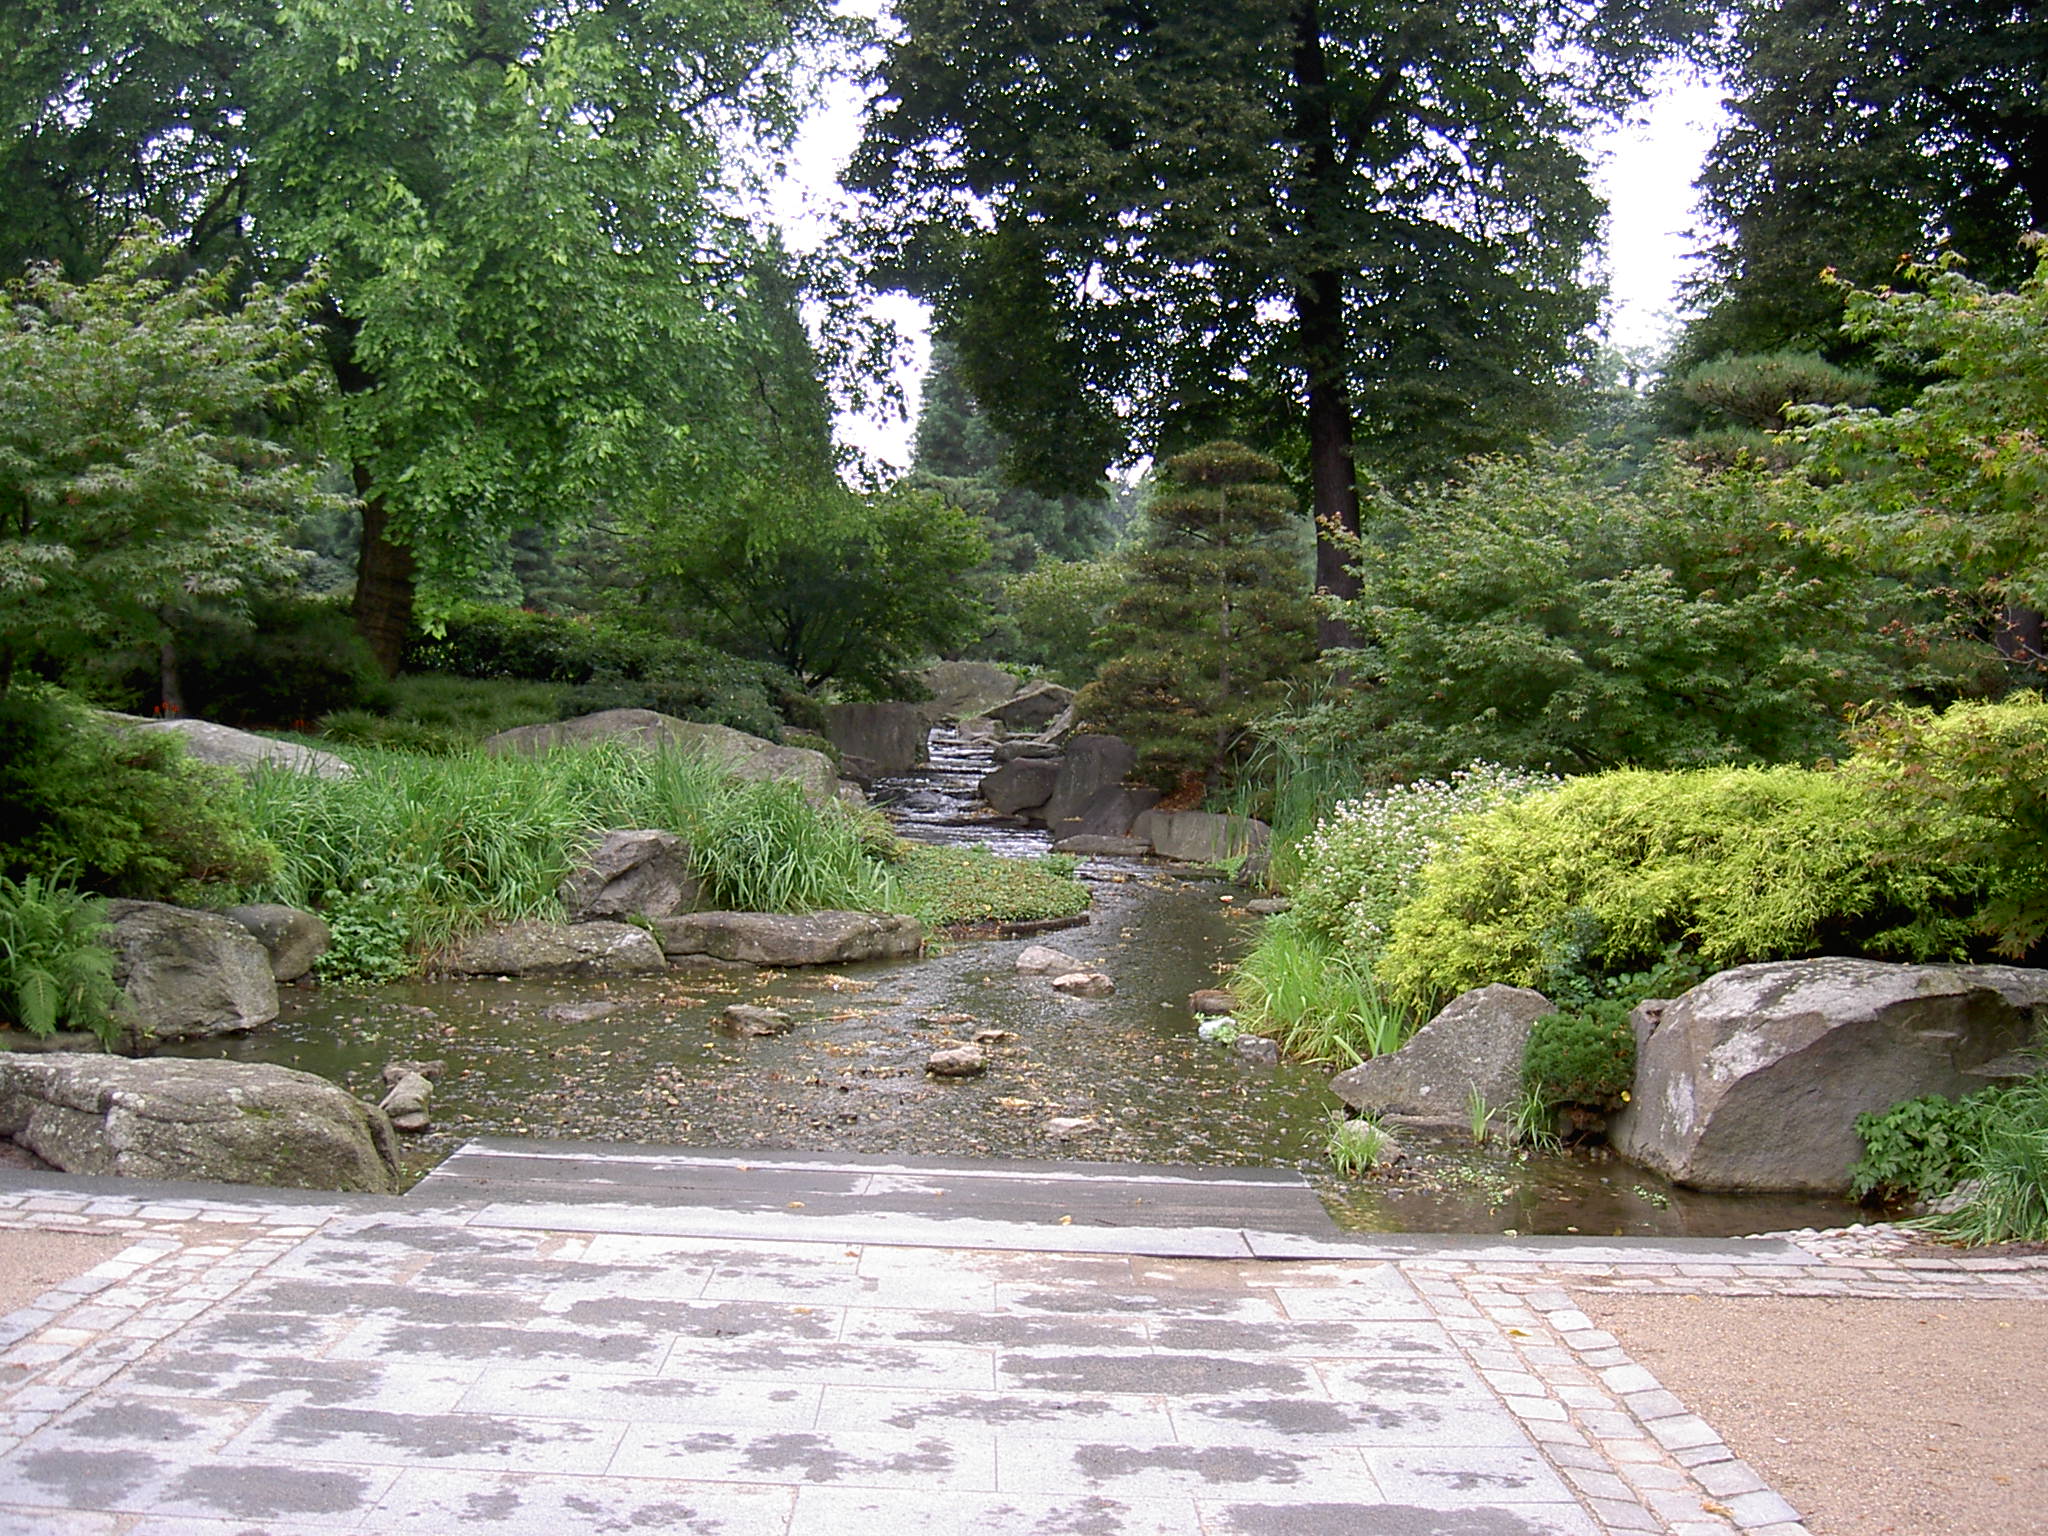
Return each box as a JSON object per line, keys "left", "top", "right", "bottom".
{"left": 173, "top": 727, "right": 1868, "bottom": 1238}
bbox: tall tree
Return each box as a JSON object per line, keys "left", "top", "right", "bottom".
{"left": 1680, "top": 0, "right": 2048, "bottom": 368}
{"left": 0, "top": 0, "right": 827, "bottom": 671}
{"left": 849, "top": 0, "right": 1699, "bottom": 630}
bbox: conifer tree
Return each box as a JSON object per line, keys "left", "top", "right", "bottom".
{"left": 1079, "top": 443, "right": 1316, "bottom": 792}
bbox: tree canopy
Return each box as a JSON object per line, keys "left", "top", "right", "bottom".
{"left": 0, "top": 0, "right": 831, "bottom": 669}
{"left": 850, "top": 0, "right": 1702, "bottom": 624}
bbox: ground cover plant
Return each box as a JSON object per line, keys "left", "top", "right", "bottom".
{"left": 1854, "top": 1068, "right": 2048, "bottom": 1245}
{"left": 0, "top": 867, "right": 119, "bottom": 1046}
{"left": 889, "top": 845, "right": 1092, "bottom": 932}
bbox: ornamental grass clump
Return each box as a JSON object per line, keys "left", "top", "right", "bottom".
{"left": 1229, "top": 914, "right": 1408, "bottom": 1066}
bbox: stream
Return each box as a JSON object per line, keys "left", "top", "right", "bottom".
{"left": 172, "top": 727, "right": 1868, "bottom": 1238}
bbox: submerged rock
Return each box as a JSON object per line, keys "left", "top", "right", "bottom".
{"left": 719, "top": 1005, "right": 793, "bottom": 1037}
{"left": 1015, "top": 945, "right": 1085, "bottom": 974}
{"left": 925, "top": 1043, "right": 987, "bottom": 1077}
{"left": 1051, "top": 971, "right": 1115, "bottom": 998}
{"left": 0, "top": 1053, "right": 399, "bottom": 1193}
{"left": 1188, "top": 989, "right": 1237, "bottom": 1016}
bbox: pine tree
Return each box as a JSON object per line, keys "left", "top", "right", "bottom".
{"left": 1079, "top": 443, "right": 1316, "bottom": 792}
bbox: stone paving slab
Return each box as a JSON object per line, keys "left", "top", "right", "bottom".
{"left": 2, "top": 1166, "right": 2046, "bottom": 1535}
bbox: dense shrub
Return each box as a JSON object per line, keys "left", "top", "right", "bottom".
{"left": 404, "top": 603, "right": 783, "bottom": 737}
{"left": 0, "top": 686, "right": 277, "bottom": 902}
{"left": 1289, "top": 765, "right": 1560, "bottom": 961}
{"left": 1293, "top": 445, "right": 1923, "bottom": 780}
{"left": 1372, "top": 764, "right": 1969, "bottom": 1010}
{"left": 1522, "top": 1004, "right": 1637, "bottom": 1112}
{"left": 988, "top": 558, "right": 1122, "bottom": 687}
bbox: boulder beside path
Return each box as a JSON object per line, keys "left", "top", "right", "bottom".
{"left": 0, "top": 1054, "right": 399, "bottom": 1194}
{"left": 1329, "top": 985, "right": 1553, "bottom": 1127}
{"left": 106, "top": 900, "right": 279, "bottom": 1044}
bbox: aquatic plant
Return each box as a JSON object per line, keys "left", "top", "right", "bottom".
{"left": 1229, "top": 913, "right": 1413, "bottom": 1066}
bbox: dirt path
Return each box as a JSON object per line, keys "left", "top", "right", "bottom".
{"left": 1581, "top": 1292, "right": 2048, "bottom": 1535}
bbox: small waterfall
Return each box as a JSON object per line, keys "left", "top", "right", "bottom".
{"left": 869, "top": 726, "right": 1052, "bottom": 858}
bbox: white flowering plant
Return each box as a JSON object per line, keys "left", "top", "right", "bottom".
{"left": 1290, "top": 764, "right": 1562, "bottom": 960}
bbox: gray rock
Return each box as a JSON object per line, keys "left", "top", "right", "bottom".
{"left": 1044, "top": 1115, "right": 1098, "bottom": 1138}
{"left": 559, "top": 829, "right": 700, "bottom": 922}
{"left": 925, "top": 1043, "right": 987, "bottom": 1077}
{"left": 0, "top": 1053, "right": 399, "bottom": 1194}
{"left": 1245, "top": 897, "right": 1293, "bottom": 916}
{"left": 1329, "top": 984, "right": 1555, "bottom": 1128}
{"left": 1015, "top": 945, "right": 1085, "bottom": 974}
{"left": 378, "top": 1065, "right": 436, "bottom": 1133}
{"left": 1051, "top": 971, "right": 1115, "bottom": 998}
{"left": 824, "top": 702, "right": 929, "bottom": 776}
{"left": 544, "top": 1001, "right": 622, "bottom": 1024}
{"left": 121, "top": 716, "right": 355, "bottom": 780}
{"left": 984, "top": 681, "right": 1075, "bottom": 731}
{"left": 1189, "top": 990, "right": 1237, "bottom": 1016}
{"left": 1235, "top": 1035, "right": 1281, "bottom": 1065}
{"left": 105, "top": 900, "right": 280, "bottom": 1045}
{"left": 718, "top": 1005, "right": 793, "bottom": 1037}
{"left": 1050, "top": 834, "right": 1151, "bottom": 857}
{"left": 1612, "top": 958, "right": 2048, "bottom": 1194}
{"left": 437, "top": 921, "right": 667, "bottom": 978}
{"left": 980, "top": 758, "right": 1062, "bottom": 816}
{"left": 1135, "top": 810, "right": 1273, "bottom": 869}
{"left": 222, "top": 904, "right": 331, "bottom": 983}
{"left": 482, "top": 710, "right": 837, "bottom": 807}
{"left": 916, "top": 662, "right": 1021, "bottom": 723}
{"left": 1065, "top": 785, "right": 1162, "bottom": 840}
{"left": 1040, "top": 735, "right": 1138, "bottom": 836}
{"left": 651, "top": 911, "right": 924, "bottom": 967}
{"left": 991, "top": 741, "right": 1065, "bottom": 762}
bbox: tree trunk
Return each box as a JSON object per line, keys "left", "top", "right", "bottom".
{"left": 157, "top": 631, "right": 184, "bottom": 717}
{"left": 1291, "top": 2, "right": 1363, "bottom": 652}
{"left": 1997, "top": 603, "right": 2046, "bottom": 671}
{"left": 354, "top": 470, "right": 415, "bottom": 678}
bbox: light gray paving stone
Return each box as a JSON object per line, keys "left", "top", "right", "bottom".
{"left": 816, "top": 1384, "right": 1175, "bottom": 1441}
{"left": 844, "top": 1306, "right": 1146, "bottom": 1351}
{"left": 791, "top": 1484, "right": 1205, "bottom": 1535}
{"left": 1693, "top": 1459, "right": 1769, "bottom": 1499}
{"left": 1363, "top": 1445, "right": 1575, "bottom": 1505}
{"left": 612, "top": 1424, "right": 998, "bottom": 1490}
{"left": 1585, "top": 1494, "right": 1663, "bottom": 1531}
{"left": 0, "top": 1505, "right": 127, "bottom": 1534}
{"left": 995, "top": 1435, "right": 1380, "bottom": 1500}
{"left": 115, "top": 1351, "right": 481, "bottom": 1414}
{"left": 225, "top": 1401, "right": 629, "bottom": 1475}
{"left": 993, "top": 1285, "right": 1283, "bottom": 1322}
{"left": 1722, "top": 1487, "right": 1805, "bottom": 1526}
{"left": 1196, "top": 1497, "right": 1603, "bottom": 1534}
{"left": 370, "top": 1468, "right": 797, "bottom": 1533}
{"left": 328, "top": 1314, "right": 674, "bottom": 1372}
{"left": 459, "top": 1368, "right": 822, "bottom": 1429}
{"left": 661, "top": 1336, "right": 997, "bottom": 1391}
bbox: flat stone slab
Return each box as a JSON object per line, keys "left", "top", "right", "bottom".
{"left": 651, "top": 910, "right": 924, "bottom": 966}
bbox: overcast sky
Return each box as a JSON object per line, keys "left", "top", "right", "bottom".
{"left": 762, "top": 62, "right": 1729, "bottom": 471}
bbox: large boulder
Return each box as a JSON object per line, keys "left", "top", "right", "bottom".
{"left": 105, "top": 901, "right": 280, "bottom": 1044}
{"left": 979, "top": 758, "right": 1061, "bottom": 816}
{"left": 481, "top": 711, "right": 837, "bottom": 807}
{"left": 983, "top": 682, "right": 1075, "bottom": 732}
{"left": 122, "top": 717, "right": 355, "bottom": 780}
{"left": 916, "top": 662, "right": 1020, "bottom": 723}
{"left": 0, "top": 1054, "right": 399, "bottom": 1194}
{"left": 1135, "top": 810, "right": 1272, "bottom": 869}
{"left": 1065, "top": 785, "right": 1162, "bottom": 840}
{"left": 222, "top": 904, "right": 331, "bottom": 983}
{"left": 1039, "top": 735, "right": 1138, "bottom": 836}
{"left": 559, "top": 830, "right": 701, "bottom": 922}
{"left": 1612, "top": 959, "right": 2048, "bottom": 1194}
{"left": 1329, "top": 985, "right": 1554, "bottom": 1127}
{"left": 651, "top": 910, "right": 923, "bottom": 967}
{"left": 437, "top": 921, "right": 667, "bottom": 978}
{"left": 823, "top": 703, "right": 929, "bottom": 779}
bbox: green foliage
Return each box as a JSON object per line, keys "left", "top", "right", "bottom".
{"left": 0, "top": 686, "right": 277, "bottom": 902}
{"left": 1846, "top": 695, "right": 2048, "bottom": 958}
{"left": 1304, "top": 444, "right": 1917, "bottom": 781}
{"left": 320, "top": 676, "right": 570, "bottom": 756}
{"left": 1797, "top": 245, "right": 2048, "bottom": 615}
{"left": 989, "top": 559, "right": 1122, "bottom": 688}
{"left": 649, "top": 484, "right": 991, "bottom": 698}
{"left": 404, "top": 603, "right": 783, "bottom": 737}
{"left": 1924, "top": 1071, "right": 2048, "bottom": 1245}
{"left": 238, "top": 742, "right": 900, "bottom": 976}
{"left": 0, "top": 228, "right": 338, "bottom": 692}
{"left": 1667, "top": 350, "right": 1876, "bottom": 436}
{"left": 0, "top": 867, "right": 119, "bottom": 1046}
{"left": 1079, "top": 443, "right": 1315, "bottom": 791}
{"left": 1522, "top": 1005, "right": 1637, "bottom": 1113}
{"left": 1850, "top": 1091, "right": 1999, "bottom": 1203}
{"left": 1289, "top": 765, "right": 1561, "bottom": 962}
{"left": 1324, "top": 1114, "right": 1396, "bottom": 1177}
{"left": 1229, "top": 914, "right": 1410, "bottom": 1067}
{"left": 1372, "top": 764, "right": 1968, "bottom": 1012}
{"left": 890, "top": 845, "right": 1092, "bottom": 931}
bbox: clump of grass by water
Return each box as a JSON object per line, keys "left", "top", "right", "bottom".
{"left": 891, "top": 845, "right": 1092, "bottom": 930}
{"left": 237, "top": 743, "right": 899, "bottom": 977}
{"left": 1325, "top": 1113, "right": 1397, "bottom": 1176}
{"left": 1230, "top": 913, "right": 1413, "bottom": 1066}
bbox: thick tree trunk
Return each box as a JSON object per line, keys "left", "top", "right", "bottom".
{"left": 1997, "top": 603, "right": 2046, "bottom": 671}
{"left": 354, "top": 470, "right": 415, "bottom": 678}
{"left": 157, "top": 632, "right": 183, "bottom": 717}
{"left": 1292, "top": 2, "right": 1363, "bottom": 653}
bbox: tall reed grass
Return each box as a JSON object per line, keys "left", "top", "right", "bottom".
{"left": 237, "top": 743, "right": 899, "bottom": 975}
{"left": 1230, "top": 913, "right": 1414, "bottom": 1066}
